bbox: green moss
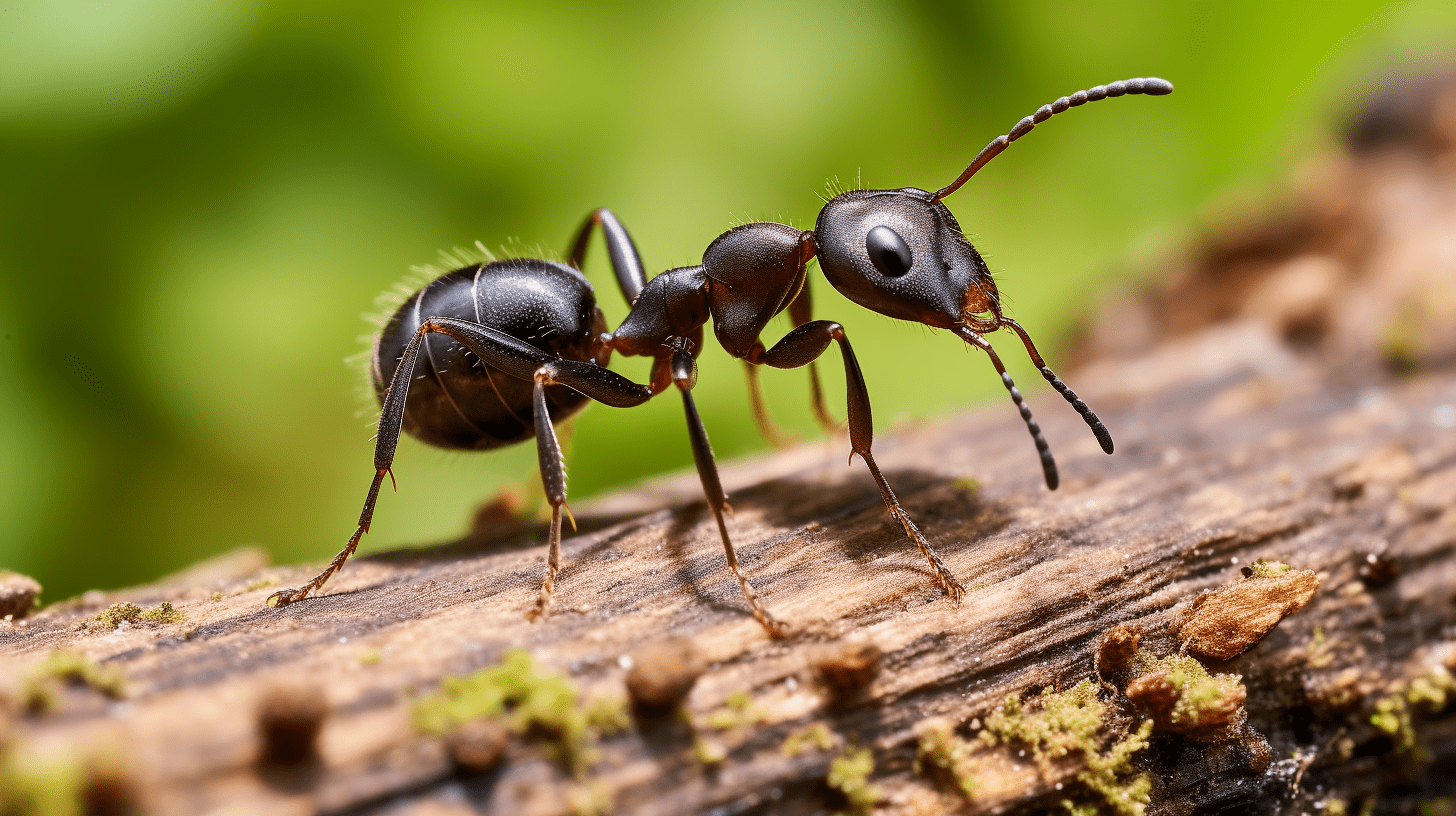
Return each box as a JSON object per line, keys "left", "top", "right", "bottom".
{"left": 1134, "top": 651, "right": 1245, "bottom": 729}
{"left": 139, "top": 602, "right": 183, "bottom": 625}
{"left": 1063, "top": 802, "right": 1099, "bottom": 816}
{"left": 980, "top": 680, "right": 1104, "bottom": 763}
{"left": 783, "top": 723, "right": 835, "bottom": 757}
{"left": 954, "top": 476, "right": 982, "bottom": 493}
{"left": 826, "top": 746, "right": 880, "bottom": 816}
{"left": 93, "top": 602, "right": 141, "bottom": 630}
{"left": 585, "top": 696, "right": 630, "bottom": 736}
{"left": 1248, "top": 559, "right": 1291, "bottom": 578}
{"left": 980, "top": 680, "right": 1152, "bottom": 816}
{"left": 1077, "top": 720, "right": 1153, "bottom": 816}
{"left": 93, "top": 601, "right": 183, "bottom": 629}
{"left": 413, "top": 649, "right": 620, "bottom": 779}
{"left": 913, "top": 719, "right": 976, "bottom": 801}
{"left": 1370, "top": 666, "right": 1456, "bottom": 761}
{"left": 23, "top": 651, "right": 128, "bottom": 713}
{"left": 0, "top": 741, "right": 84, "bottom": 816}
{"left": 706, "top": 690, "right": 761, "bottom": 730}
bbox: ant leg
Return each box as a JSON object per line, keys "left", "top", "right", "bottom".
{"left": 671, "top": 347, "right": 788, "bottom": 638}
{"left": 567, "top": 207, "right": 647, "bottom": 306}
{"left": 268, "top": 322, "right": 438, "bottom": 608}
{"left": 743, "top": 361, "right": 795, "bottom": 449}
{"left": 526, "top": 372, "right": 570, "bottom": 622}
{"left": 751, "top": 321, "right": 965, "bottom": 600}
{"left": 787, "top": 280, "right": 838, "bottom": 434}
{"left": 269, "top": 318, "right": 653, "bottom": 609}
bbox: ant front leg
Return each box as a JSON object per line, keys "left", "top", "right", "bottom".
{"left": 750, "top": 321, "right": 965, "bottom": 600}
{"left": 668, "top": 343, "right": 788, "bottom": 638}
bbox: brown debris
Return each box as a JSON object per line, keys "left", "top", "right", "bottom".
{"left": 1096, "top": 623, "right": 1142, "bottom": 678}
{"left": 812, "top": 639, "right": 882, "bottom": 700}
{"left": 446, "top": 718, "right": 510, "bottom": 773}
{"left": 0, "top": 571, "right": 41, "bottom": 619}
{"left": 256, "top": 682, "right": 328, "bottom": 768}
{"left": 625, "top": 636, "right": 706, "bottom": 712}
{"left": 1176, "top": 568, "right": 1320, "bottom": 661}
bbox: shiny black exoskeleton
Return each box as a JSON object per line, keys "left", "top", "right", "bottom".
{"left": 269, "top": 77, "right": 1173, "bottom": 637}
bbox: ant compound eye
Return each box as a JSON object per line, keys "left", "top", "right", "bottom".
{"left": 866, "top": 225, "right": 913, "bottom": 277}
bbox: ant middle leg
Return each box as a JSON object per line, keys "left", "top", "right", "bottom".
{"left": 750, "top": 321, "right": 966, "bottom": 600}
{"left": 668, "top": 346, "right": 788, "bottom": 638}
{"left": 786, "top": 281, "right": 838, "bottom": 435}
{"left": 567, "top": 207, "right": 647, "bottom": 306}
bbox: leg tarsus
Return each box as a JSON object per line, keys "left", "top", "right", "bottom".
{"left": 269, "top": 468, "right": 388, "bottom": 608}
{"left": 860, "top": 451, "right": 965, "bottom": 600}
{"left": 758, "top": 321, "right": 965, "bottom": 600}
{"left": 527, "top": 506, "right": 564, "bottom": 622}
{"left": 675, "top": 357, "right": 787, "bottom": 637}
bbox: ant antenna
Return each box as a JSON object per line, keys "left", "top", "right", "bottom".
{"left": 958, "top": 326, "right": 1059, "bottom": 490}
{"left": 930, "top": 77, "right": 1173, "bottom": 204}
{"left": 999, "top": 318, "right": 1114, "bottom": 454}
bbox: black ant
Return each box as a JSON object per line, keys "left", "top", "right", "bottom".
{"left": 268, "top": 77, "right": 1173, "bottom": 637}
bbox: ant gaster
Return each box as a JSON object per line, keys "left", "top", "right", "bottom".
{"left": 268, "top": 78, "right": 1174, "bottom": 637}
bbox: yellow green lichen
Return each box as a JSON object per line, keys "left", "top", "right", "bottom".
{"left": 23, "top": 651, "right": 127, "bottom": 714}
{"left": 979, "top": 680, "right": 1152, "bottom": 816}
{"left": 92, "top": 601, "right": 183, "bottom": 630}
{"left": 913, "top": 718, "right": 976, "bottom": 801}
{"left": 0, "top": 740, "right": 86, "bottom": 816}
{"left": 1370, "top": 665, "right": 1456, "bottom": 761}
{"left": 93, "top": 602, "right": 142, "bottom": 629}
{"left": 980, "top": 680, "right": 1104, "bottom": 763}
{"left": 139, "top": 602, "right": 183, "bottom": 625}
{"left": 412, "top": 649, "right": 619, "bottom": 779}
{"left": 585, "top": 696, "right": 630, "bottom": 736}
{"left": 706, "top": 690, "right": 761, "bottom": 730}
{"left": 1132, "top": 651, "right": 1245, "bottom": 730}
{"left": 244, "top": 577, "right": 278, "bottom": 592}
{"left": 1248, "top": 559, "right": 1291, "bottom": 578}
{"left": 826, "top": 746, "right": 880, "bottom": 816}
{"left": 359, "top": 649, "right": 382, "bottom": 667}
{"left": 209, "top": 591, "right": 223, "bottom": 602}
{"left": 1077, "top": 720, "right": 1153, "bottom": 816}
{"left": 783, "top": 723, "right": 835, "bottom": 757}
{"left": 953, "top": 476, "right": 983, "bottom": 493}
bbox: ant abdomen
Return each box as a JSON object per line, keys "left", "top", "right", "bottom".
{"left": 372, "top": 258, "right": 609, "bottom": 451}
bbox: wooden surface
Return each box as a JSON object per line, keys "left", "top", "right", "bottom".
{"left": 6, "top": 73, "right": 1456, "bottom": 816}
{"left": 3, "top": 325, "right": 1454, "bottom": 815}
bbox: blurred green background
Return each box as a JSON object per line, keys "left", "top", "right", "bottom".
{"left": 2, "top": 1, "right": 1453, "bottom": 602}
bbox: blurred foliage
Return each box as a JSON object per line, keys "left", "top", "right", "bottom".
{"left": 1, "top": 1, "right": 1453, "bottom": 600}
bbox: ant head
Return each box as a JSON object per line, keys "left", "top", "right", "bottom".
{"left": 812, "top": 78, "right": 1172, "bottom": 335}
{"left": 813, "top": 188, "right": 1001, "bottom": 332}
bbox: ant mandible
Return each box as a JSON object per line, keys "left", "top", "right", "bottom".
{"left": 268, "top": 77, "right": 1174, "bottom": 637}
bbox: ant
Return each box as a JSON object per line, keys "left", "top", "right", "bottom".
{"left": 268, "top": 77, "right": 1173, "bottom": 637}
